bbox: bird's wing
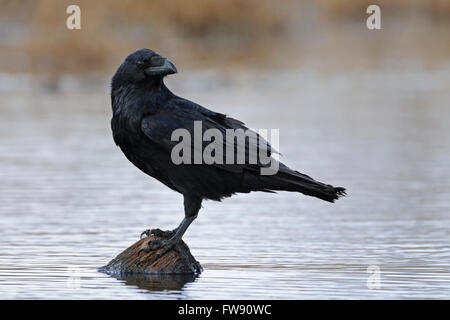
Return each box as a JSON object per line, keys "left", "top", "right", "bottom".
{"left": 141, "top": 97, "right": 277, "bottom": 174}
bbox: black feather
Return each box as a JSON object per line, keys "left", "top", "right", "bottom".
{"left": 111, "top": 49, "right": 346, "bottom": 206}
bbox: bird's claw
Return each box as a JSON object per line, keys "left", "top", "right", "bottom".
{"left": 154, "top": 242, "right": 175, "bottom": 260}
{"left": 138, "top": 239, "right": 177, "bottom": 259}
{"left": 140, "top": 229, "right": 152, "bottom": 239}
{"left": 137, "top": 247, "right": 150, "bottom": 256}
{"left": 137, "top": 239, "right": 165, "bottom": 256}
{"left": 140, "top": 228, "right": 176, "bottom": 239}
{"left": 146, "top": 239, "right": 167, "bottom": 250}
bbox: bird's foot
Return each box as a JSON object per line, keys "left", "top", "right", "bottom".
{"left": 140, "top": 228, "right": 178, "bottom": 239}
{"left": 140, "top": 228, "right": 157, "bottom": 239}
{"left": 138, "top": 238, "right": 178, "bottom": 259}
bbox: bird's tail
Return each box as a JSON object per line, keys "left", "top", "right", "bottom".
{"left": 260, "top": 165, "right": 346, "bottom": 203}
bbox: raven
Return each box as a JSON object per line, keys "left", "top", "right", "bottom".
{"left": 111, "top": 48, "right": 346, "bottom": 257}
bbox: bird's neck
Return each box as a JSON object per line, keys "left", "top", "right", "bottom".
{"left": 144, "top": 80, "right": 175, "bottom": 109}
{"left": 111, "top": 79, "right": 174, "bottom": 117}
{"left": 147, "top": 79, "right": 173, "bottom": 96}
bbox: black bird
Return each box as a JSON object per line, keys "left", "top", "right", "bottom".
{"left": 111, "top": 48, "right": 346, "bottom": 257}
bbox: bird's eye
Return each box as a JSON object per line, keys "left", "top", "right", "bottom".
{"left": 136, "top": 60, "right": 144, "bottom": 68}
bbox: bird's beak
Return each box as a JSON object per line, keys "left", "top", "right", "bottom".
{"left": 144, "top": 58, "right": 178, "bottom": 76}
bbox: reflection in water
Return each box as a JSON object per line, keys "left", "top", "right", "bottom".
{"left": 0, "top": 69, "right": 449, "bottom": 299}
{"left": 112, "top": 273, "right": 198, "bottom": 292}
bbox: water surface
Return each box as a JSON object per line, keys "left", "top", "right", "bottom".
{"left": 0, "top": 69, "right": 449, "bottom": 299}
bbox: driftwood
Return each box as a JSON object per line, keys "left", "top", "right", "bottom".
{"left": 100, "top": 229, "right": 202, "bottom": 275}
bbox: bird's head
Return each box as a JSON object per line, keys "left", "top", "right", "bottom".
{"left": 111, "top": 48, "right": 177, "bottom": 89}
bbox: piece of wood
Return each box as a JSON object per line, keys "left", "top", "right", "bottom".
{"left": 99, "top": 229, "right": 202, "bottom": 275}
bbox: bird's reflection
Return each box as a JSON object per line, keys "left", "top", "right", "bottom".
{"left": 112, "top": 273, "right": 198, "bottom": 291}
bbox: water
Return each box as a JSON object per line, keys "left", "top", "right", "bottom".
{"left": 0, "top": 69, "right": 449, "bottom": 299}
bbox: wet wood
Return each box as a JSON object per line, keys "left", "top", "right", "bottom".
{"left": 100, "top": 230, "right": 202, "bottom": 275}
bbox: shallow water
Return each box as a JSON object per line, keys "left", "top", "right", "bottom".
{"left": 0, "top": 69, "right": 449, "bottom": 299}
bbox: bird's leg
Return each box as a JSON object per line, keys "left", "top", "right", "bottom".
{"left": 143, "top": 215, "right": 197, "bottom": 258}
{"left": 141, "top": 195, "right": 202, "bottom": 259}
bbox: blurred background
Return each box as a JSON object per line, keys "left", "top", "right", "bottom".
{"left": 1, "top": 0, "right": 449, "bottom": 76}
{"left": 0, "top": 1, "right": 449, "bottom": 299}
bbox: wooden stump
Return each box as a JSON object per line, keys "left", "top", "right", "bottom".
{"left": 99, "top": 229, "right": 202, "bottom": 275}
